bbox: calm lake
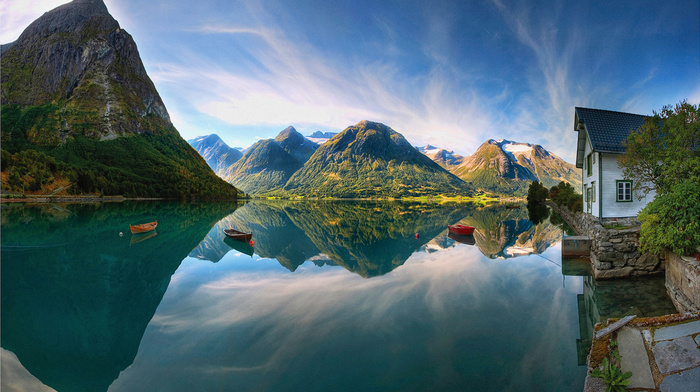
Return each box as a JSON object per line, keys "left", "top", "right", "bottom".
{"left": 1, "top": 200, "right": 677, "bottom": 392}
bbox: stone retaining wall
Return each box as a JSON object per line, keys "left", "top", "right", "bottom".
{"left": 547, "top": 202, "right": 664, "bottom": 279}
{"left": 665, "top": 251, "right": 700, "bottom": 313}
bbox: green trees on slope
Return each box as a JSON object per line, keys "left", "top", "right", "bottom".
{"left": 1, "top": 104, "right": 238, "bottom": 199}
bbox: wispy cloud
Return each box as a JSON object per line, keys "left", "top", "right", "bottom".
{"left": 490, "top": 0, "right": 590, "bottom": 160}
{"left": 147, "top": 2, "right": 504, "bottom": 156}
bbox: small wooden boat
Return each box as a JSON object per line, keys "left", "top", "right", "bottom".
{"left": 448, "top": 224, "right": 475, "bottom": 236}
{"left": 130, "top": 221, "right": 157, "bottom": 234}
{"left": 223, "top": 229, "right": 253, "bottom": 242}
{"left": 505, "top": 204, "right": 521, "bottom": 209}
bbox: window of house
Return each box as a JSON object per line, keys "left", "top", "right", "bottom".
{"left": 591, "top": 182, "right": 596, "bottom": 202}
{"left": 586, "top": 187, "right": 593, "bottom": 212}
{"left": 617, "top": 181, "right": 632, "bottom": 202}
{"left": 586, "top": 154, "right": 592, "bottom": 177}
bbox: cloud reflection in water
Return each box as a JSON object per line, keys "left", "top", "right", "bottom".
{"left": 110, "top": 244, "right": 584, "bottom": 392}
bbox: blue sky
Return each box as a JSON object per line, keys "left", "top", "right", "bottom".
{"left": 2, "top": 0, "right": 699, "bottom": 162}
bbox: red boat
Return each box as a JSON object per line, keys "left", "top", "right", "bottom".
{"left": 448, "top": 224, "right": 475, "bottom": 236}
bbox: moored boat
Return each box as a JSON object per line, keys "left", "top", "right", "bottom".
{"left": 223, "top": 229, "right": 253, "bottom": 242}
{"left": 447, "top": 224, "right": 475, "bottom": 236}
{"left": 130, "top": 221, "right": 157, "bottom": 234}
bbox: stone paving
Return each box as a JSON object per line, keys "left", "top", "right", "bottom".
{"left": 585, "top": 315, "right": 700, "bottom": 392}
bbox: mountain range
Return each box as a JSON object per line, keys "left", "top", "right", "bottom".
{"left": 0, "top": 0, "right": 237, "bottom": 198}
{"left": 193, "top": 130, "right": 580, "bottom": 197}
{"left": 222, "top": 126, "right": 319, "bottom": 195}
{"left": 449, "top": 139, "right": 580, "bottom": 195}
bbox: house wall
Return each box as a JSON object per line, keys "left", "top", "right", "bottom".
{"left": 599, "top": 153, "right": 655, "bottom": 219}
{"left": 581, "top": 134, "right": 600, "bottom": 217}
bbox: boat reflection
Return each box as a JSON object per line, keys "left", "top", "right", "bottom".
{"left": 223, "top": 236, "right": 255, "bottom": 257}
{"left": 129, "top": 230, "right": 157, "bottom": 245}
{"left": 448, "top": 232, "right": 476, "bottom": 245}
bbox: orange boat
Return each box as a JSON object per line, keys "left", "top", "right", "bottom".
{"left": 448, "top": 224, "right": 475, "bottom": 236}
{"left": 130, "top": 221, "right": 157, "bottom": 234}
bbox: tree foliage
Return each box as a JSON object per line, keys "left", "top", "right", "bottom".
{"left": 619, "top": 101, "right": 700, "bottom": 196}
{"left": 1, "top": 104, "right": 238, "bottom": 199}
{"left": 619, "top": 101, "right": 700, "bottom": 255}
{"left": 526, "top": 181, "right": 548, "bottom": 206}
{"left": 549, "top": 181, "right": 582, "bottom": 212}
{"left": 637, "top": 181, "right": 700, "bottom": 256}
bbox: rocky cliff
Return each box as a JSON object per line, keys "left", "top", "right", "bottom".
{"left": 0, "top": 0, "right": 237, "bottom": 198}
{"left": 1, "top": 0, "right": 170, "bottom": 140}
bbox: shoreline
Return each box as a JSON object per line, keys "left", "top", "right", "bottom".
{"left": 1, "top": 193, "right": 523, "bottom": 204}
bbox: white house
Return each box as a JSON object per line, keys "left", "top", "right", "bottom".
{"left": 574, "top": 107, "right": 656, "bottom": 222}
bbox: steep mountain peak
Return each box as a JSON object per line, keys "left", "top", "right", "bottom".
{"left": 275, "top": 126, "right": 303, "bottom": 143}
{"left": 417, "top": 145, "right": 462, "bottom": 168}
{"left": 1, "top": 1, "right": 238, "bottom": 198}
{"left": 343, "top": 120, "right": 415, "bottom": 156}
{"left": 2, "top": 0, "right": 170, "bottom": 140}
{"left": 19, "top": 0, "right": 113, "bottom": 44}
{"left": 188, "top": 133, "right": 243, "bottom": 179}
{"left": 284, "top": 121, "right": 471, "bottom": 198}
{"left": 224, "top": 127, "right": 318, "bottom": 194}
{"left": 192, "top": 134, "right": 224, "bottom": 144}
{"left": 356, "top": 120, "right": 381, "bottom": 128}
{"left": 451, "top": 138, "right": 580, "bottom": 195}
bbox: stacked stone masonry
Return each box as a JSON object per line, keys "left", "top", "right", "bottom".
{"left": 547, "top": 202, "right": 664, "bottom": 280}
{"left": 665, "top": 251, "right": 700, "bottom": 313}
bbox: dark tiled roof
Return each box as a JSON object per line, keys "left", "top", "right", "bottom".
{"left": 575, "top": 107, "right": 648, "bottom": 153}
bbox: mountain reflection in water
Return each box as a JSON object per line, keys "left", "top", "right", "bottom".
{"left": 190, "top": 201, "right": 563, "bottom": 277}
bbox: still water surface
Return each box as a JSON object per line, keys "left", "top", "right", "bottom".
{"left": 1, "top": 201, "right": 677, "bottom": 391}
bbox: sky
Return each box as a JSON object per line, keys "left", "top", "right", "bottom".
{"left": 1, "top": 0, "right": 699, "bottom": 162}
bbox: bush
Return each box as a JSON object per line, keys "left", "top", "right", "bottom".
{"left": 638, "top": 181, "right": 700, "bottom": 256}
